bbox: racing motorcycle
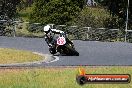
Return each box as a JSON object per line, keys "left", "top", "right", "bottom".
{"left": 45, "top": 32, "right": 79, "bottom": 56}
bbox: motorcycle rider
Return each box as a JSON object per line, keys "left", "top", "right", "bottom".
{"left": 43, "top": 24, "right": 74, "bottom": 48}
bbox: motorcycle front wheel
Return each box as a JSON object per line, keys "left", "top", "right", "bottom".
{"left": 49, "top": 47, "right": 56, "bottom": 54}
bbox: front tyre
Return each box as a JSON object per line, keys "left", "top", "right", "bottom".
{"left": 49, "top": 48, "right": 56, "bottom": 54}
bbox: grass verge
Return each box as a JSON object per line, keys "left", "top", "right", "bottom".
{"left": 16, "top": 6, "right": 44, "bottom": 38}
{"left": 16, "top": 28, "right": 44, "bottom": 38}
{"left": 0, "top": 48, "right": 43, "bottom": 64}
{"left": 0, "top": 67, "right": 131, "bottom": 88}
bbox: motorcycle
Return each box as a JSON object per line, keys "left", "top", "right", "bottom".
{"left": 45, "top": 32, "right": 79, "bottom": 56}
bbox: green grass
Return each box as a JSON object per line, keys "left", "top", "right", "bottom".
{"left": 0, "top": 48, "right": 43, "bottom": 64}
{"left": 16, "top": 6, "right": 44, "bottom": 38}
{"left": 0, "top": 67, "right": 131, "bottom": 88}
{"left": 15, "top": 20, "right": 44, "bottom": 38}
{"left": 18, "top": 7, "right": 33, "bottom": 21}
{"left": 16, "top": 25, "right": 44, "bottom": 38}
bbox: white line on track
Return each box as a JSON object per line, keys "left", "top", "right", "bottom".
{"left": 45, "top": 56, "right": 59, "bottom": 63}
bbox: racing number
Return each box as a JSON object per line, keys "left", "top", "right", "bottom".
{"left": 57, "top": 37, "right": 66, "bottom": 45}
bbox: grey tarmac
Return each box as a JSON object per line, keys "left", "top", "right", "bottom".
{"left": 0, "top": 36, "right": 132, "bottom": 67}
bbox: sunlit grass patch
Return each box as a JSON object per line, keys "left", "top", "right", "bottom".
{"left": 0, "top": 48, "right": 43, "bottom": 64}
{"left": 0, "top": 67, "right": 131, "bottom": 88}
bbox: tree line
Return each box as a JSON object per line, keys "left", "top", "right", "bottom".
{"left": 0, "top": 0, "right": 132, "bottom": 29}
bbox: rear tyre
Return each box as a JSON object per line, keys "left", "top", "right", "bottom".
{"left": 70, "top": 48, "right": 79, "bottom": 56}
{"left": 65, "top": 44, "right": 79, "bottom": 56}
{"left": 73, "top": 50, "right": 79, "bottom": 56}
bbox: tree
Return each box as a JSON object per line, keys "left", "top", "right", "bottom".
{"left": 0, "top": 0, "right": 20, "bottom": 36}
{"left": 100, "top": 0, "right": 132, "bottom": 29}
{"left": 101, "top": 0, "right": 127, "bottom": 17}
{"left": 29, "top": 0, "right": 84, "bottom": 25}
{"left": 74, "top": 6, "right": 111, "bottom": 28}
{"left": 0, "top": 0, "right": 20, "bottom": 19}
{"left": 101, "top": 0, "right": 132, "bottom": 21}
{"left": 18, "top": 0, "right": 34, "bottom": 11}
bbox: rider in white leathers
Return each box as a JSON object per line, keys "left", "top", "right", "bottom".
{"left": 43, "top": 25, "right": 73, "bottom": 47}
{"left": 44, "top": 25, "right": 64, "bottom": 34}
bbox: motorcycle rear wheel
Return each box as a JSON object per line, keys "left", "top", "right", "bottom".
{"left": 65, "top": 44, "right": 79, "bottom": 56}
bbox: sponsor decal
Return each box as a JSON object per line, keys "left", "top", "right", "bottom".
{"left": 76, "top": 67, "right": 131, "bottom": 85}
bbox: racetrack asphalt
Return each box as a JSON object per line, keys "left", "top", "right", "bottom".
{"left": 0, "top": 36, "right": 132, "bottom": 66}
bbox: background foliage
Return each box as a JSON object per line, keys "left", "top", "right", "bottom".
{"left": 0, "top": 0, "right": 20, "bottom": 19}
{"left": 29, "top": 0, "right": 84, "bottom": 25}
{"left": 73, "top": 6, "right": 111, "bottom": 28}
{"left": 0, "top": 0, "right": 132, "bottom": 41}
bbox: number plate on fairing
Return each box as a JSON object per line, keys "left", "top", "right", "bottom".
{"left": 57, "top": 37, "right": 66, "bottom": 45}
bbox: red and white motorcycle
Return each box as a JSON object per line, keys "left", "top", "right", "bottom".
{"left": 48, "top": 33, "right": 79, "bottom": 56}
